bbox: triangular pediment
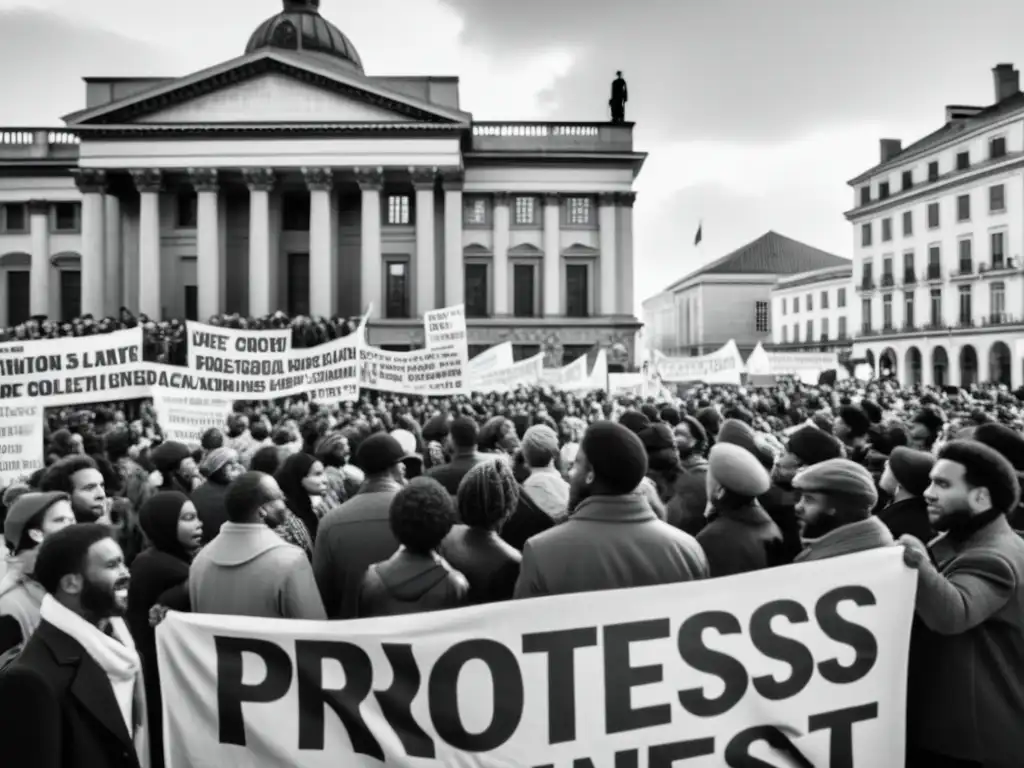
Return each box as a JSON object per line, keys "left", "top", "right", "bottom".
{"left": 509, "top": 243, "right": 543, "bottom": 257}
{"left": 65, "top": 50, "right": 471, "bottom": 127}
{"left": 464, "top": 243, "right": 492, "bottom": 256}
{"left": 562, "top": 242, "right": 600, "bottom": 257}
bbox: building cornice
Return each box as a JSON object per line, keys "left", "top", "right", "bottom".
{"left": 72, "top": 123, "right": 464, "bottom": 140}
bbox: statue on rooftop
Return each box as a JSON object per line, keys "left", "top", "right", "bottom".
{"left": 610, "top": 71, "right": 628, "bottom": 123}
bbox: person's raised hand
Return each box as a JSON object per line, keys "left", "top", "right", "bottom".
{"left": 898, "top": 534, "right": 930, "bottom": 569}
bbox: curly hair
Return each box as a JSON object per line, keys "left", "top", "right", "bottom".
{"left": 389, "top": 477, "right": 456, "bottom": 554}
{"left": 457, "top": 458, "right": 520, "bottom": 531}
{"left": 39, "top": 455, "right": 100, "bottom": 495}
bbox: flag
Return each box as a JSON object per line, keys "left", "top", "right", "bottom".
{"left": 693, "top": 222, "right": 702, "bottom": 246}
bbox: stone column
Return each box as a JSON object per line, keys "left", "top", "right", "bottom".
{"left": 442, "top": 171, "right": 463, "bottom": 308}
{"left": 542, "top": 194, "right": 560, "bottom": 317}
{"left": 356, "top": 167, "right": 383, "bottom": 319}
{"left": 131, "top": 169, "right": 162, "bottom": 318}
{"left": 598, "top": 192, "right": 617, "bottom": 316}
{"left": 617, "top": 192, "right": 636, "bottom": 317}
{"left": 190, "top": 168, "right": 221, "bottom": 320}
{"left": 304, "top": 167, "right": 335, "bottom": 318}
{"left": 411, "top": 167, "right": 436, "bottom": 314}
{"left": 243, "top": 169, "right": 275, "bottom": 318}
{"left": 492, "top": 192, "right": 510, "bottom": 316}
{"left": 74, "top": 169, "right": 107, "bottom": 318}
{"left": 103, "top": 194, "right": 122, "bottom": 316}
{"left": 27, "top": 200, "right": 50, "bottom": 317}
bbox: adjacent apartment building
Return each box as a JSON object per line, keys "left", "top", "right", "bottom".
{"left": 769, "top": 263, "right": 853, "bottom": 354}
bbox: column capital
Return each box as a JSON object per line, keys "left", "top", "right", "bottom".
{"left": 242, "top": 168, "right": 276, "bottom": 192}
{"left": 542, "top": 193, "right": 561, "bottom": 206}
{"left": 409, "top": 166, "right": 437, "bottom": 190}
{"left": 440, "top": 169, "right": 464, "bottom": 191}
{"left": 27, "top": 199, "right": 49, "bottom": 216}
{"left": 73, "top": 168, "right": 108, "bottom": 194}
{"left": 354, "top": 166, "right": 384, "bottom": 191}
{"left": 302, "top": 167, "right": 333, "bottom": 191}
{"left": 188, "top": 168, "right": 219, "bottom": 192}
{"left": 493, "top": 192, "right": 512, "bottom": 206}
{"left": 130, "top": 169, "right": 163, "bottom": 193}
{"left": 617, "top": 191, "right": 637, "bottom": 207}
{"left": 597, "top": 192, "right": 617, "bottom": 207}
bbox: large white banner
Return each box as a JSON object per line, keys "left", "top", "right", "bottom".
{"left": 746, "top": 343, "right": 840, "bottom": 384}
{"left": 359, "top": 345, "right": 468, "bottom": 395}
{"left": 157, "top": 548, "right": 916, "bottom": 768}
{"left": 0, "top": 398, "right": 44, "bottom": 486}
{"left": 540, "top": 353, "right": 590, "bottom": 390}
{"left": 0, "top": 327, "right": 149, "bottom": 407}
{"left": 465, "top": 342, "right": 514, "bottom": 375}
{"left": 654, "top": 340, "right": 744, "bottom": 385}
{"left": 186, "top": 321, "right": 293, "bottom": 372}
{"left": 469, "top": 353, "right": 544, "bottom": 393}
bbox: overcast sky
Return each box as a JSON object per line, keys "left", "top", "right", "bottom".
{"left": 1, "top": 0, "right": 1022, "bottom": 308}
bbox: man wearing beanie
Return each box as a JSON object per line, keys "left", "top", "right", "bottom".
{"left": 697, "top": 443, "right": 783, "bottom": 577}
{"left": 514, "top": 422, "right": 707, "bottom": 598}
{"left": 791, "top": 458, "right": 892, "bottom": 562}
{"left": 835, "top": 405, "right": 872, "bottom": 466}
{"left": 877, "top": 446, "right": 934, "bottom": 542}
{"left": 0, "top": 492, "right": 76, "bottom": 653}
{"left": 901, "top": 440, "right": 1024, "bottom": 768}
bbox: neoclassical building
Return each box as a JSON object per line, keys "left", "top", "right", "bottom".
{"left": 0, "top": 0, "right": 645, "bottom": 363}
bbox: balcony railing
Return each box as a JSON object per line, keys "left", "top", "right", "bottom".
{"left": 926, "top": 265, "right": 942, "bottom": 280}
{"left": 470, "top": 122, "right": 634, "bottom": 152}
{"left": 859, "top": 279, "right": 876, "bottom": 291}
{"left": 881, "top": 274, "right": 895, "bottom": 287}
{"left": 0, "top": 128, "right": 79, "bottom": 161}
{"left": 980, "top": 258, "right": 1019, "bottom": 273}
{"left": 903, "top": 271, "right": 917, "bottom": 285}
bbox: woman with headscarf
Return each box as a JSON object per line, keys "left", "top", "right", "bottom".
{"left": 127, "top": 491, "right": 202, "bottom": 768}
{"left": 191, "top": 447, "right": 242, "bottom": 544}
{"left": 274, "top": 452, "right": 338, "bottom": 543}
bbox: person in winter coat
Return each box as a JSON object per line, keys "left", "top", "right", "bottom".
{"left": 274, "top": 452, "right": 339, "bottom": 543}
{"left": 190, "top": 447, "right": 241, "bottom": 545}
{"left": 697, "top": 443, "right": 784, "bottom": 577}
{"left": 358, "top": 477, "right": 468, "bottom": 617}
{"left": 126, "top": 491, "right": 201, "bottom": 768}
{"left": 664, "top": 413, "right": 709, "bottom": 536}
{"left": 189, "top": 471, "right": 326, "bottom": 620}
{"left": 877, "top": 446, "right": 935, "bottom": 542}
{"left": 0, "top": 492, "right": 76, "bottom": 653}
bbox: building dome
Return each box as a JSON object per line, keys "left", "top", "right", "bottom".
{"left": 245, "top": 0, "right": 364, "bottom": 74}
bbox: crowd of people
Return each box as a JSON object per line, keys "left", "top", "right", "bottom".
{"left": 1, "top": 311, "right": 1024, "bottom": 767}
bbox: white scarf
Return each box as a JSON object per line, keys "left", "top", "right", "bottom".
{"left": 40, "top": 595, "right": 148, "bottom": 764}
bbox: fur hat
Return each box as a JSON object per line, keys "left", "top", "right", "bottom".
{"left": 709, "top": 443, "right": 771, "bottom": 497}
{"left": 787, "top": 426, "right": 844, "bottom": 466}
{"left": 793, "top": 458, "right": 878, "bottom": 510}
{"left": 581, "top": 422, "right": 648, "bottom": 495}
{"left": 887, "top": 446, "right": 935, "bottom": 497}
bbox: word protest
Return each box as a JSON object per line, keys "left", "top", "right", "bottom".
{"left": 0, "top": 328, "right": 148, "bottom": 407}
{"left": 186, "top": 321, "right": 293, "bottom": 369}
{"left": 469, "top": 353, "right": 544, "bottom": 393}
{"left": 424, "top": 304, "right": 467, "bottom": 350}
{"left": 152, "top": 389, "right": 235, "bottom": 449}
{"left": 156, "top": 548, "right": 915, "bottom": 768}
{"left": 359, "top": 345, "right": 467, "bottom": 396}
{"left": 0, "top": 400, "right": 44, "bottom": 486}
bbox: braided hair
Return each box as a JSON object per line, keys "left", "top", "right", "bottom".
{"left": 457, "top": 458, "right": 520, "bottom": 532}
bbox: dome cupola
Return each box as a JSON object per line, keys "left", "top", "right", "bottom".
{"left": 245, "top": 0, "right": 364, "bottom": 74}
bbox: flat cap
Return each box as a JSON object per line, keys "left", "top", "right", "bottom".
{"left": 793, "top": 458, "right": 878, "bottom": 510}
{"left": 709, "top": 443, "right": 771, "bottom": 498}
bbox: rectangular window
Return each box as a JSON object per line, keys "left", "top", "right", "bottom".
{"left": 820, "top": 290, "right": 829, "bottom": 309}
{"left": 837, "top": 288, "right": 846, "bottom": 308}
{"left": 882, "top": 257, "right": 893, "bottom": 285}
{"left": 820, "top": 318, "right": 829, "bottom": 340}
{"left": 6, "top": 271, "right": 29, "bottom": 326}
{"left": 513, "top": 196, "right": 536, "bottom": 225}
{"left": 385, "top": 260, "right": 410, "bottom": 318}
{"left": 59, "top": 270, "right": 81, "bottom": 322}
{"left": 990, "top": 136, "right": 1007, "bottom": 159}
{"left": 927, "top": 202, "right": 940, "bottom": 228}
{"left": 882, "top": 294, "right": 893, "bottom": 329}
{"left": 878, "top": 182, "right": 890, "bottom": 200}
{"left": 928, "top": 246, "right": 941, "bottom": 279}
{"left": 991, "top": 281, "right": 1006, "bottom": 321}
{"left": 464, "top": 197, "right": 488, "bottom": 226}
{"left": 286, "top": 253, "right": 310, "bottom": 316}
{"left": 565, "top": 263, "right": 589, "bottom": 317}
{"left": 805, "top": 320, "right": 813, "bottom": 340}
{"left": 53, "top": 202, "right": 80, "bottom": 233}
{"left": 881, "top": 218, "right": 892, "bottom": 241}
{"left": 387, "top": 195, "right": 411, "bottom": 225}
{"left": 0, "top": 203, "right": 27, "bottom": 233}
{"left": 565, "top": 197, "right": 592, "bottom": 226}
{"left": 793, "top": 324, "right": 800, "bottom": 343}
{"left": 902, "top": 210, "right": 913, "bottom": 237}
{"left": 992, "top": 231, "right": 1006, "bottom": 268}
{"left": 990, "top": 184, "right": 1006, "bottom": 213}
{"left": 861, "top": 223, "right": 872, "bottom": 247}
{"left": 184, "top": 285, "right": 198, "bottom": 322}
{"left": 958, "top": 239, "right": 973, "bottom": 273}
{"left": 930, "top": 289, "right": 942, "bottom": 327}
{"left": 782, "top": 326, "right": 788, "bottom": 343}
{"left": 928, "top": 160, "right": 939, "bottom": 181}
{"left": 859, "top": 187, "right": 870, "bottom": 206}
{"left": 281, "top": 193, "right": 310, "bottom": 231}
{"left": 956, "top": 194, "right": 970, "bottom": 221}
{"left": 904, "top": 292, "right": 915, "bottom": 328}
{"left": 839, "top": 316, "right": 847, "bottom": 338}
{"left": 861, "top": 262, "right": 873, "bottom": 290}
{"left": 806, "top": 293, "right": 813, "bottom": 311}
{"left": 861, "top": 297, "right": 872, "bottom": 332}
{"left": 793, "top": 296, "right": 800, "bottom": 313}
{"left": 176, "top": 191, "right": 198, "bottom": 228}
{"left": 781, "top": 297, "right": 787, "bottom": 315}
{"left": 958, "top": 285, "right": 972, "bottom": 324}
{"left": 901, "top": 170, "right": 913, "bottom": 191}
{"left": 956, "top": 150, "right": 970, "bottom": 170}
{"left": 464, "top": 263, "right": 489, "bottom": 318}
{"left": 512, "top": 263, "right": 535, "bottom": 317}
{"left": 754, "top": 300, "right": 769, "bottom": 333}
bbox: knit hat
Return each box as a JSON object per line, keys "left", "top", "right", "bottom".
{"left": 679, "top": 415, "right": 707, "bottom": 446}
{"left": 355, "top": 433, "right": 409, "bottom": 475}
{"left": 4, "top": 491, "right": 69, "bottom": 550}
{"left": 660, "top": 407, "right": 681, "bottom": 426}
{"left": 618, "top": 411, "right": 651, "bottom": 435}
{"left": 973, "top": 423, "right": 1024, "bottom": 471}
{"left": 696, "top": 407, "right": 722, "bottom": 437}
{"left": 709, "top": 443, "right": 771, "bottom": 497}
{"left": 580, "top": 422, "right": 648, "bottom": 495}
{"left": 793, "top": 458, "right": 878, "bottom": 510}
{"left": 717, "top": 419, "right": 773, "bottom": 469}
{"left": 522, "top": 424, "right": 560, "bottom": 466}
{"left": 199, "top": 447, "right": 237, "bottom": 478}
{"left": 638, "top": 423, "right": 674, "bottom": 453}
{"left": 887, "top": 447, "right": 935, "bottom": 497}
{"left": 839, "top": 405, "right": 871, "bottom": 438}
{"left": 150, "top": 440, "right": 192, "bottom": 474}
{"left": 421, "top": 413, "right": 451, "bottom": 443}
{"left": 869, "top": 422, "right": 910, "bottom": 456}
{"left": 787, "top": 426, "right": 844, "bottom": 466}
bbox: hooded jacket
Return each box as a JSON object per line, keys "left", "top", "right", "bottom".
{"left": 189, "top": 523, "right": 326, "bottom": 620}
{"left": 357, "top": 549, "right": 468, "bottom": 618}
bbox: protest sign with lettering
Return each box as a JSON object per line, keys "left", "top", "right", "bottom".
{"left": 158, "top": 547, "right": 916, "bottom": 768}
{"left": 654, "top": 340, "right": 744, "bottom": 385}
{"left": 0, "top": 399, "right": 44, "bottom": 486}
{"left": 470, "top": 353, "right": 544, "bottom": 393}
{"left": 186, "top": 321, "right": 292, "bottom": 372}
{"left": 466, "top": 342, "right": 514, "bottom": 376}
{"left": 152, "top": 389, "right": 235, "bottom": 449}
{"left": 0, "top": 328, "right": 148, "bottom": 407}
{"left": 359, "top": 345, "right": 467, "bottom": 395}
{"left": 746, "top": 343, "right": 840, "bottom": 384}
{"left": 424, "top": 304, "right": 467, "bottom": 350}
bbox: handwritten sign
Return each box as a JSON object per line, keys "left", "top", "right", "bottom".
{"left": 423, "top": 304, "right": 467, "bottom": 350}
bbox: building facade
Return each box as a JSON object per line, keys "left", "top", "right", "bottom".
{"left": 0, "top": 0, "right": 645, "bottom": 364}
{"left": 641, "top": 231, "right": 848, "bottom": 358}
{"left": 769, "top": 264, "right": 853, "bottom": 352}
{"left": 847, "top": 63, "right": 1024, "bottom": 388}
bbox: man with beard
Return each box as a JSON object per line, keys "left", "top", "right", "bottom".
{"left": 514, "top": 421, "right": 707, "bottom": 598}
{"left": 0, "top": 523, "right": 146, "bottom": 768}
{"left": 39, "top": 455, "right": 109, "bottom": 524}
{"left": 791, "top": 458, "right": 893, "bottom": 561}
{"left": 901, "top": 440, "right": 1024, "bottom": 768}
{"left": 663, "top": 412, "right": 710, "bottom": 536}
